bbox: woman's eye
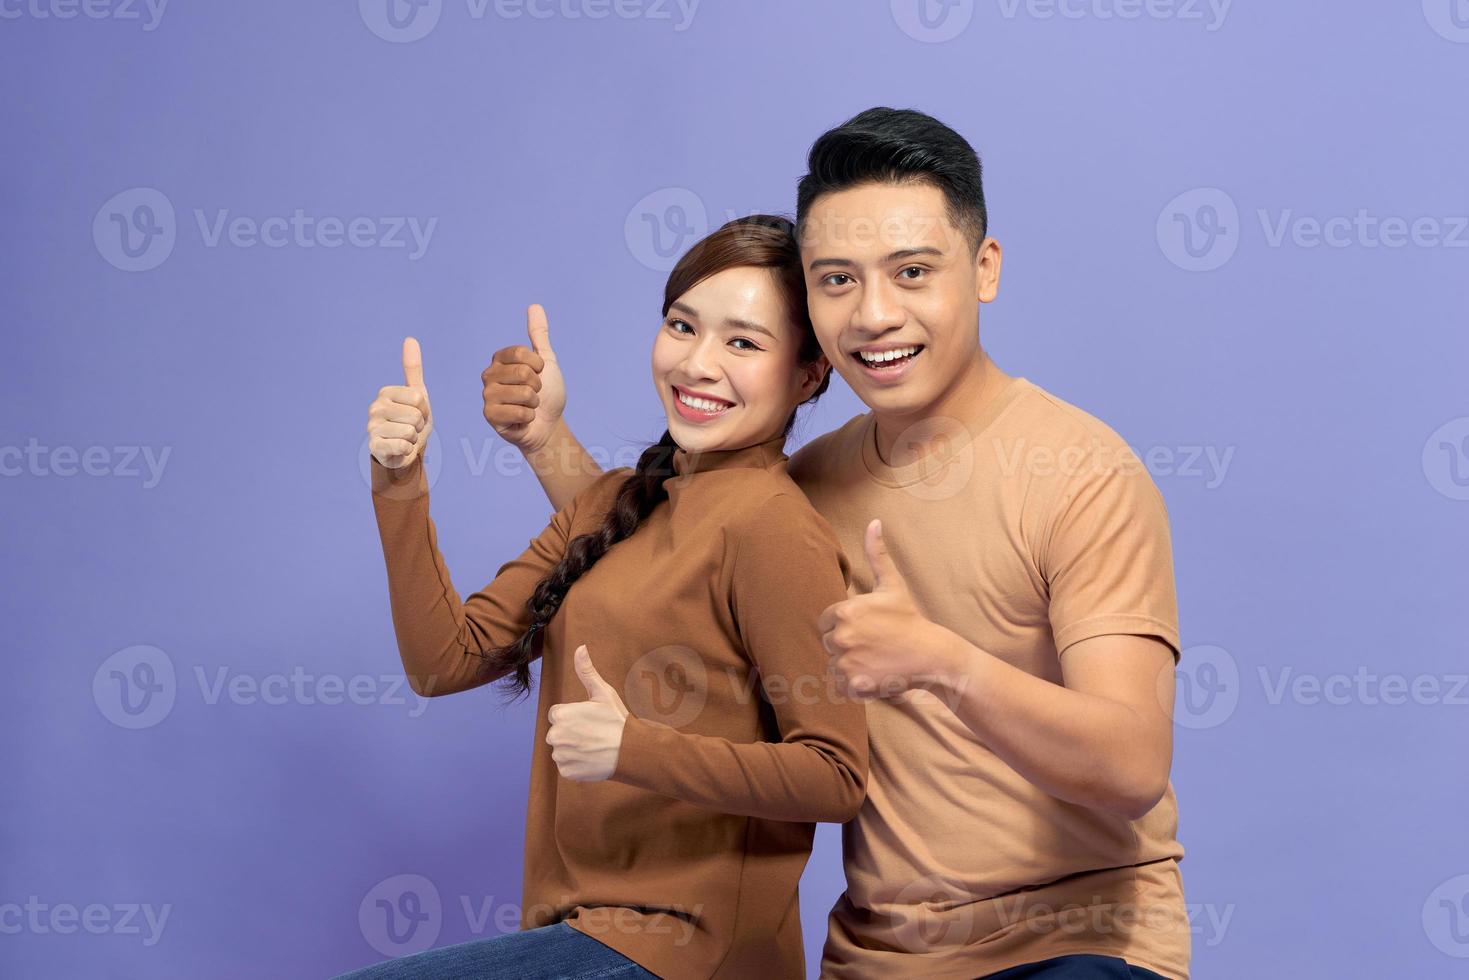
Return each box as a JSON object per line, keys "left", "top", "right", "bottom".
{"left": 730, "top": 338, "right": 760, "bottom": 351}
{"left": 822, "top": 273, "right": 853, "bottom": 287}
{"left": 668, "top": 318, "right": 693, "bottom": 334}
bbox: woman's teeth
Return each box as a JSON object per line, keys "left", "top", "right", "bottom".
{"left": 677, "top": 390, "right": 731, "bottom": 413}
{"left": 856, "top": 345, "right": 922, "bottom": 367}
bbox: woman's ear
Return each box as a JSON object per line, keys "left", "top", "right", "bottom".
{"left": 798, "top": 354, "right": 831, "bottom": 401}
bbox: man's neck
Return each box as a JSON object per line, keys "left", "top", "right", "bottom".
{"left": 871, "top": 350, "right": 1014, "bottom": 469}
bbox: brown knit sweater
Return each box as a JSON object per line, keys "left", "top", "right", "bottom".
{"left": 370, "top": 430, "right": 867, "bottom": 980}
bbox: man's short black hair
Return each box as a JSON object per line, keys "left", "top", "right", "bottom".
{"left": 796, "top": 107, "right": 988, "bottom": 251}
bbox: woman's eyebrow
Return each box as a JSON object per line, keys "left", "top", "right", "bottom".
{"left": 723, "top": 317, "right": 776, "bottom": 339}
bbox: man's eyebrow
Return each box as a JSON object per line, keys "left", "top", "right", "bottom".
{"left": 807, "top": 246, "right": 946, "bottom": 271}
{"left": 668, "top": 300, "right": 776, "bottom": 339}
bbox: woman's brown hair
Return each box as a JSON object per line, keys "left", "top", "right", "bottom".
{"left": 479, "top": 214, "right": 831, "bottom": 699}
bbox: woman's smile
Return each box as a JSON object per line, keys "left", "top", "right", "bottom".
{"left": 671, "top": 384, "right": 736, "bottom": 423}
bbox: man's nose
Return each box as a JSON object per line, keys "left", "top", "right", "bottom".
{"left": 854, "top": 278, "right": 906, "bottom": 334}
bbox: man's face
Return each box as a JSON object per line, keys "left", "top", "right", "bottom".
{"left": 800, "top": 181, "right": 992, "bottom": 418}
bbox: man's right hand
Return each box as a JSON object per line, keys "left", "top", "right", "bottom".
{"left": 482, "top": 303, "right": 566, "bottom": 454}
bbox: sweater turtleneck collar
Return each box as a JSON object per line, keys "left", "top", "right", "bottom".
{"left": 668, "top": 430, "right": 789, "bottom": 480}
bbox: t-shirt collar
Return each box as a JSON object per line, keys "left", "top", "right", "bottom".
{"left": 860, "top": 375, "right": 1030, "bottom": 487}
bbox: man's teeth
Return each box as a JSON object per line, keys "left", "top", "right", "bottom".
{"left": 677, "top": 391, "right": 731, "bottom": 412}
{"left": 857, "top": 345, "right": 920, "bottom": 365}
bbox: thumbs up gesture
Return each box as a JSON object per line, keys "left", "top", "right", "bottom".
{"left": 818, "top": 519, "right": 951, "bottom": 700}
{"left": 546, "top": 645, "right": 630, "bottom": 782}
{"left": 482, "top": 303, "right": 567, "bottom": 454}
{"left": 367, "top": 337, "right": 434, "bottom": 469}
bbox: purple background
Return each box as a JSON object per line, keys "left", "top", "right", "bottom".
{"left": 4, "top": 1, "right": 1467, "bottom": 977}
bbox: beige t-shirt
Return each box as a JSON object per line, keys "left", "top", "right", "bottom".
{"left": 790, "top": 375, "right": 1190, "bottom": 980}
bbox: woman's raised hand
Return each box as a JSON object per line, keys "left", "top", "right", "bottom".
{"left": 481, "top": 303, "right": 566, "bottom": 454}
{"left": 367, "top": 337, "right": 434, "bottom": 469}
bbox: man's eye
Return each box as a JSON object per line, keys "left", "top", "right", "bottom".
{"left": 898, "top": 266, "right": 925, "bottom": 280}
{"left": 822, "top": 273, "right": 853, "bottom": 287}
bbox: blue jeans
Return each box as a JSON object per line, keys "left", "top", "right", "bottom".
{"left": 981, "top": 953, "right": 1173, "bottom": 979}
{"left": 332, "top": 921, "right": 661, "bottom": 979}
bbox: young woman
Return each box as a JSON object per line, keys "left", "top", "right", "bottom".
{"left": 338, "top": 216, "right": 867, "bottom": 980}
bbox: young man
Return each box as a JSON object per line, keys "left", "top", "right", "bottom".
{"left": 481, "top": 108, "right": 1188, "bottom": 980}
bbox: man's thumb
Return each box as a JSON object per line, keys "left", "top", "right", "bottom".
{"left": 402, "top": 336, "right": 426, "bottom": 389}
{"left": 864, "top": 518, "right": 903, "bottom": 592}
{"left": 526, "top": 304, "right": 555, "bottom": 359}
{"left": 574, "top": 644, "right": 618, "bottom": 704}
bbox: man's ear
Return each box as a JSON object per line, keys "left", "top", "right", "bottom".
{"left": 975, "top": 236, "right": 1003, "bottom": 304}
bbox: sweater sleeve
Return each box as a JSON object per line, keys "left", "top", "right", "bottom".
{"left": 369, "top": 454, "right": 626, "bottom": 698}
{"left": 610, "top": 492, "right": 868, "bottom": 823}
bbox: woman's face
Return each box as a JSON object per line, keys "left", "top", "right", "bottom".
{"left": 651, "top": 265, "right": 828, "bottom": 454}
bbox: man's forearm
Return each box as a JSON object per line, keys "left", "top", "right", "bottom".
{"left": 523, "top": 417, "right": 604, "bottom": 512}
{"left": 928, "top": 629, "right": 1170, "bottom": 820}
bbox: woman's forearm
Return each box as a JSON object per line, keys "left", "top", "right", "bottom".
{"left": 610, "top": 715, "right": 867, "bottom": 824}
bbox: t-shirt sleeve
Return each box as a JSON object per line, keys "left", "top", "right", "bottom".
{"left": 370, "top": 455, "right": 629, "bottom": 696}
{"left": 611, "top": 492, "right": 868, "bottom": 823}
{"left": 1037, "top": 445, "right": 1181, "bottom": 662}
